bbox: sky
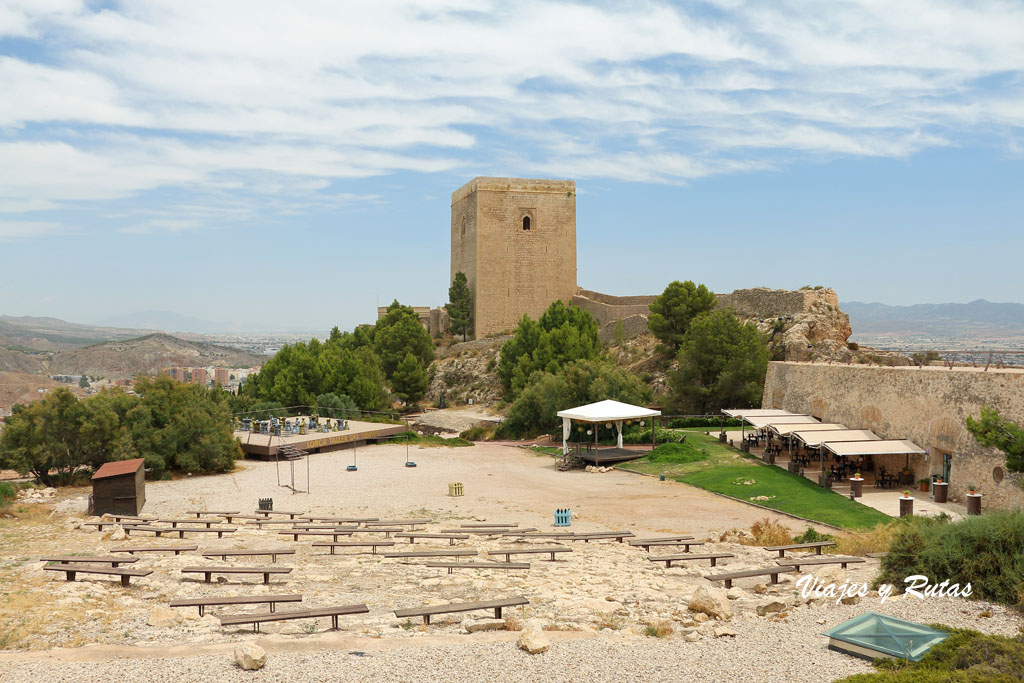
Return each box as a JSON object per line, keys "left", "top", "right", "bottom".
{"left": 1, "top": 0, "right": 1023, "bottom": 334}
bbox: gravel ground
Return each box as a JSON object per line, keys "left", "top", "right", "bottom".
{"left": 1, "top": 589, "right": 1020, "bottom": 683}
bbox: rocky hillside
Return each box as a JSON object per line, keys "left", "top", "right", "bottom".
{"left": 0, "top": 315, "right": 153, "bottom": 351}
{"left": 42, "top": 334, "right": 264, "bottom": 379}
{"left": 425, "top": 338, "right": 504, "bottom": 406}
{"left": 0, "top": 371, "right": 79, "bottom": 414}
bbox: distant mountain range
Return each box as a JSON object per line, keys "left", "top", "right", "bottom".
{"left": 843, "top": 299, "right": 1024, "bottom": 336}
{"left": 0, "top": 315, "right": 154, "bottom": 351}
{"left": 97, "top": 310, "right": 221, "bottom": 335}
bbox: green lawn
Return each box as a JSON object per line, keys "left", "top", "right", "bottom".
{"left": 618, "top": 430, "right": 892, "bottom": 530}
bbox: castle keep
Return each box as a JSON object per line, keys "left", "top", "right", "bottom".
{"left": 451, "top": 177, "right": 577, "bottom": 338}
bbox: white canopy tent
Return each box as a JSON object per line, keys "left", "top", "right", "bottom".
{"left": 743, "top": 414, "right": 817, "bottom": 430}
{"left": 823, "top": 439, "right": 925, "bottom": 458}
{"left": 721, "top": 408, "right": 798, "bottom": 418}
{"left": 556, "top": 399, "right": 661, "bottom": 455}
{"left": 794, "top": 429, "right": 880, "bottom": 449}
{"left": 769, "top": 422, "right": 846, "bottom": 438}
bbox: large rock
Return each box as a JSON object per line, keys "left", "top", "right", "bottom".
{"left": 688, "top": 585, "right": 733, "bottom": 620}
{"left": 756, "top": 600, "right": 786, "bottom": 616}
{"left": 517, "top": 619, "right": 550, "bottom": 654}
{"left": 147, "top": 606, "right": 182, "bottom": 628}
{"left": 465, "top": 619, "right": 506, "bottom": 633}
{"left": 234, "top": 642, "right": 267, "bottom": 671}
{"left": 106, "top": 524, "right": 126, "bottom": 541}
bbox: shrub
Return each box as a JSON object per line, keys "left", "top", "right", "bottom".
{"left": 793, "top": 527, "right": 834, "bottom": 544}
{"left": 0, "top": 482, "right": 16, "bottom": 508}
{"left": 622, "top": 425, "right": 686, "bottom": 444}
{"left": 643, "top": 442, "right": 709, "bottom": 465}
{"left": 748, "top": 517, "right": 795, "bottom": 546}
{"left": 642, "top": 621, "right": 673, "bottom": 638}
{"left": 846, "top": 341, "right": 859, "bottom": 351}
{"left": 665, "top": 416, "right": 742, "bottom": 429}
{"left": 459, "top": 426, "right": 494, "bottom": 441}
{"left": 838, "top": 627, "right": 1024, "bottom": 682}
{"left": 875, "top": 511, "right": 1024, "bottom": 610}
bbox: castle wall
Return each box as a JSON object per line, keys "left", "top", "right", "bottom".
{"left": 764, "top": 362, "right": 1024, "bottom": 509}
{"left": 573, "top": 288, "right": 657, "bottom": 327}
{"left": 451, "top": 177, "right": 576, "bottom": 337}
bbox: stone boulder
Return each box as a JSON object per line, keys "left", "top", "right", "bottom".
{"left": 517, "top": 619, "right": 550, "bottom": 654}
{"left": 234, "top": 642, "right": 267, "bottom": 671}
{"left": 147, "top": 606, "right": 183, "bottom": 628}
{"left": 688, "top": 585, "right": 733, "bottom": 620}
{"left": 756, "top": 600, "right": 786, "bottom": 616}
{"left": 465, "top": 619, "right": 506, "bottom": 633}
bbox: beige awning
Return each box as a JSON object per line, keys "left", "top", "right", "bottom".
{"left": 743, "top": 414, "right": 817, "bottom": 430}
{"left": 722, "top": 408, "right": 797, "bottom": 419}
{"left": 794, "top": 429, "right": 880, "bottom": 448}
{"left": 770, "top": 422, "right": 846, "bottom": 437}
{"left": 823, "top": 439, "right": 925, "bottom": 457}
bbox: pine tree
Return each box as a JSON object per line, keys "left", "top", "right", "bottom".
{"left": 391, "top": 352, "right": 429, "bottom": 406}
{"left": 446, "top": 272, "right": 473, "bottom": 341}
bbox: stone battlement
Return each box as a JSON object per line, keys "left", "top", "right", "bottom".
{"left": 715, "top": 288, "right": 840, "bottom": 318}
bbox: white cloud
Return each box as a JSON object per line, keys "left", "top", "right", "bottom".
{"left": 1, "top": 0, "right": 1022, "bottom": 233}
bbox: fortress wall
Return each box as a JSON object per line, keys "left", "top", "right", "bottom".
{"left": 764, "top": 362, "right": 1024, "bottom": 509}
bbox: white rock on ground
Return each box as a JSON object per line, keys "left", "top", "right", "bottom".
{"left": 147, "top": 607, "right": 183, "bottom": 628}
{"left": 688, "top": 585, "right": 733, "bottom": 620}
{"left": 464, "top": 619, "right": 506, "bottom": 633}
{"left": 516, "top": 619, "right": 550, "bottom": 654}
{"left": 233, "top": 642, "right": 267, "bottom": 671}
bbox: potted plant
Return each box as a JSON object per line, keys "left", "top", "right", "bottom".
{"left": 935, "top": 476, "right": 943, "bottom": 484}
{"left": 967, "top": 485, "right": 977, "bottom": 495}
{"left": 854, "top": 472, "right": 862, "bottom": 479}
{"left": 918, "top": 477, "right": 931, "bottom": 492}
{"left": 902, "top": 490, "right": 911, "bottom": 498}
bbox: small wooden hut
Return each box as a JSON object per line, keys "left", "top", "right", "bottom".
{"left": 91, "top": 458, "right": 146, "bottom": 516}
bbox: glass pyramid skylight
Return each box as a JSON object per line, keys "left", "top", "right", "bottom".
{"left": 822, "top": 612, "right": 949, "bottom": 662}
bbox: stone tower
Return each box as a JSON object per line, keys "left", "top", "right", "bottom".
{"left": 451, "top": 177, "right": 577, "bottom": 338}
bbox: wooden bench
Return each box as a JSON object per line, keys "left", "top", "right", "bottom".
{"left": 441, "top": 527, "right": 538, "bottom": 535}
{"left": 181, "top": 566, "right": 292, "bottom": 584}
{"left": 763, "top": 541, "right": 836, "bottom": 558}
{"left": 186, "top": 510, "right": 239, "bottom": 518}
{"left": 111, "top": 545, "right": 197, "bottom": 556}
{"left": 103, "top": 514, "right": 157, "bottom": 523}
{"left": 776, "top": 556, "right": 866, "bottom": 572}
{"left": 201, "top": 549, "right": 296, "bottom": 563}
{"left": 706, "top": 566, "right": 797, "bottom": 588}
{"left": 486, "top": 547, "right": 571, "bottom": 562}
{"left": 254, "top": 519, "right": 318, "bottom": 529}
{"left": 170, "top": 594, "right": 302, "bottom": 616}
{"left": 84, "top": 521, "right": 127, "bottom": 531}
{"left": 365, "top": 519, "right": 431, "bottom": 528}
{"left": 346, "top": 527, "right": 407, "bottom": 538}
{"left": 460, "top": 523, "right": 518, "bottom": 528}
{"left": 220, "top": 603, "right": 369, "bottom": 633}
{"left": 216, "top": 514, "right": 260, "bottom": 524}
{"left": 41, "top": 555, "right": 139, "bottom": 568}
{"left": 634, "top": 540, "right": 704, "bottom": 552}
{"left": 43, "top": 564, "right": 152, "bottom": 586}
{"left": 394, "top": 533, "right": 469, "bottom": 546}
{"left": 384, "top": 550, "right": 477, "bottom": 560}
{"left": 158, "top": 518, "right": 224, "bottom": 528}
{"left": 648, "top": 553, "right": 733, "bottom": 568}
{"left": 865, "top": 552, "right": 888, "bottom": 559}
{"left": 394, "top": 596, "right": 529, "bottom": 625}
{"left": 627, "top": 535, "right": 694, "bottom": 550}
{"left": 169, "top": 527, "right": 236, "bottom": 539}
{"left": 426, "top": 562, "right": 530, "bottom": 575}
{"left": 501, "top": 532, "right": 575, "bottom": 540}
{"left": 253, "top": 510, "right": 305, "bottom": 519}
{"left": 569, "top": 531, "right": 635, "bottom": 543}
{"left": 120, "top": 524, "right": 168, "bottom": 536}
{"left": 297, "top": 516, "right": 379, "bottom": 524}
{"left": 312, "top": 541, "right": 395, "bottom": 555}
{"left": 278, "top": 530, "right": 354, "bottom": 542}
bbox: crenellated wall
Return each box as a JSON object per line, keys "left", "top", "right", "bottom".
{"left": 716, "top": 287, "right": 840, "bottom": 318}
{"left": 763, "top": 362, "right": 1024, "bottom": 509}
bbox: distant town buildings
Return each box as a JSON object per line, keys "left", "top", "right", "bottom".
{"left": 160, "top": 365, "right": 259, "bottom": 393}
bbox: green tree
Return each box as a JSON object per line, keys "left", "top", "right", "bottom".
{"left": 966, "top": 407, "right": 1024, "bottom": 473}
{"left": 666, "top": 310, "right": 768, "bottom": 414}
{"left": 316, "top": 392, "right": 358, "bottom": 419}
{"left": 446, "top": 271, "right": 473, "bottom": 341}
{"left": 497, "top": 301, "right": 600, "bottom": 399}
{"left": 647, "top": 280, "right": 717, "bottom": 350}
{"left": 500, "top": 359, "right": 651, "bottom": 437}
{"left": 391, "top": 352, "right": 429, "bottom": 406}
{"left": 374, "top": 301, "right": 434, "bottom": 379}
{"left": 79, "top": 375, "right": 90, "bottom": 388}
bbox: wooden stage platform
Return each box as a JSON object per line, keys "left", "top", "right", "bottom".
{"left": 236, "top": 419, "right": 407, "bottom": 459}
{"left": 576, "top": 447, "right": 648, "bottom": 465}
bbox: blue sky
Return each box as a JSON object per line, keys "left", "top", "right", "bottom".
{"left": 2, "top": 1, "right": 1023, "bottom": 333}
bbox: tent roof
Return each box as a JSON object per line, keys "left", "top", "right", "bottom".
{"left": 743, "top": 414, "right": 817, "bottom": 429}
{"left": 722, "top": 408, "right": 796, "bottom": 418}
{"left": 824, "top": 439, "right": 925, "bottom": 457}
{"left": 793, "top": 429, "right": 880, "bottom": 447}
{"left": 823, "top": 612, "right": 948, "bottom": 662}
{"left": 769, "top": 422, "right": 846, "bottom": 437}
{"left": 556, "top": 399, "right": 661, "bottom": 423}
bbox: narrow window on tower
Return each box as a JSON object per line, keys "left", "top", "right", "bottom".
{"left": 522, "top": 215, "right": 531, "bottom": 231}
